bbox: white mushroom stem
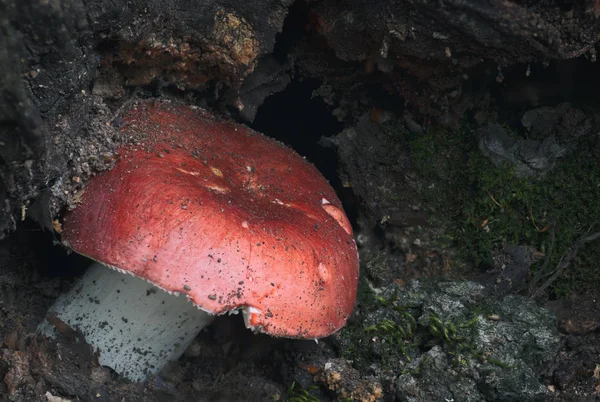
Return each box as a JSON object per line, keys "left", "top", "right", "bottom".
{"left": 38, "top": 262, "right": 214, "bottom": 382}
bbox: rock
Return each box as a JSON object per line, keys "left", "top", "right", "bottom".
{"left": 45, "top": 391, "right": 72, "bottom": 402}
{"left": 323, "top": 113, "right": 415, "bottom": 227}
{"left": 349, "top": 280, "right": 560, "bottom": 402}
{"left": 315, "top": 358, "right": 383, "bottom": 402}
{"left": 478, "top": 123, "right": 566, "bottom": 177}
{"left": 521, "top": 103, "right": 593, "bottom": 143}
{"left": 225, "top": 56, "right": 291, "bottom": 122}
{"left": 486, "top": 244, "right": 544, "bottom": 296}
{"left": 396, "top": 345, "right": 482, "bottom": 402}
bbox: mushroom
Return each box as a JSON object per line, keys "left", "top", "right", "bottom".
{"left": 39, "top": 99, "right": 359, "bottom": 382}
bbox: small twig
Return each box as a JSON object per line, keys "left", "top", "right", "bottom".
{"left": 528, "top": 203, "right": 550, "bottom": 232}
{"left": 110, "top": 88, "right": 142, "bottom": 124}
{"left": 487, "top": 190, "right": 502, "bottom": 209}
{"left": 531, "top": 225, "right": 600, "bottom": 299}
{"left": 528, "top": 217, "right": 556, "bottom": 292}
{"left": 529, "top": 204, "right": 541, "bottom": 231}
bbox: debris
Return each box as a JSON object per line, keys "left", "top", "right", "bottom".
{"left": 45, "top": 391, "right": 72, "bottom": 402}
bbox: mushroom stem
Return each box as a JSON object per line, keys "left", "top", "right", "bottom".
{"left": 38, "top": 262, "right": 214, "bottom": 382}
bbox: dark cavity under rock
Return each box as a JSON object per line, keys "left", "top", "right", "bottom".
{"left": 309, "top": 0, "right": 600, "bottom": 121}
{"left": 222, "top": 56, "right": 292, "bottom": 122}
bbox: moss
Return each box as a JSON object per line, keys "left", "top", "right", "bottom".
{"left": 363, "top": 253, "right": 390, "bottom": 284}
{"left": 338, "top": 287, "right": 421, "bottom": 370}
{"left": 356, "top": 271, "right": 378, "bottom": 307}
{"left": 406, "top": 124, "right": 600, "bottom": 297}
{"left": 552, "top": 244, "right": 599, "bottom": 298}
{"left": 485, "top": 356, "right": 513, "bottom": 369}
{"left": 340, "top": 289, "right": 495, "bottom": 373}
{"left": 281, "top": 382, "right": 320, "bottom": 402}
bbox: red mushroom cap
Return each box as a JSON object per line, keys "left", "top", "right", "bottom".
{"left": 61, "top": 100, "right": 359, "bottom": 338}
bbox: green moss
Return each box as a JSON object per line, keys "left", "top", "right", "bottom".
{"left": 551, "top": 244, "right": 597, "bottom": 298}
{"left": 407, "top": 125, "right": 600, "bottom": 297}
{"left": 338, "top": 287, "right": 420, "bottom": 370}
{"left": 363, "top": 252, "right": 389, "bottom": 284}
{"left": 281, "top": 382, "right": 320, "bottom": 402}
{"left": 485, "top": 356, "right": 513, "bottom": 369}
{"left": 356, "top": 272, "right": 377, "bottom": 307}
{"left": 428, "top": 313, "right": 468, "bottom": 345}
{"left": 339, "top": 287, "right": 498, "bottom": 374}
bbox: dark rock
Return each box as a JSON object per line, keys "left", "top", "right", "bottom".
{"left": 225, "top": 56, "right": 291, "bottom": 122}
{"left": 478, "top": 123, "right": 566, "bottom": 177}
{"left": 311, "top": 0, "right": 600, "bottom": 120}
{"left": 379, "top": 280, "right": 559, "bottom": 402}
{"left": 521, "top": 103, "right": 594, "bottom": 143}
{"left": 486, "top": 244, "right": 544, "bottom": 296}
{"left": 396, "top": 345, "right": 482, "bottom": 402}
{"left": 323, "top": 114, "right": 415, "bottom": 227}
